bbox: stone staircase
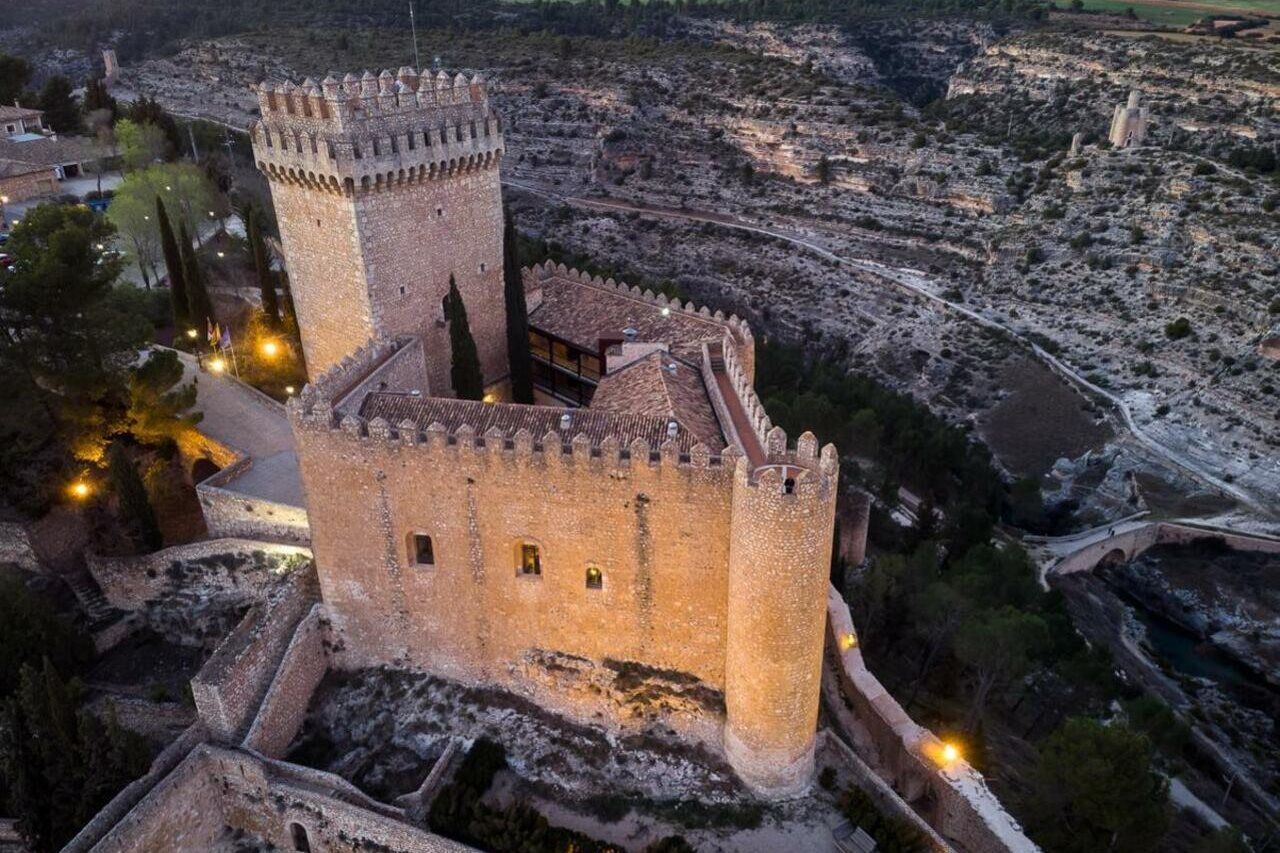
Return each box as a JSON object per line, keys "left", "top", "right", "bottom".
{"left": 63, "top": 569, "right": 121, "bottom": 631}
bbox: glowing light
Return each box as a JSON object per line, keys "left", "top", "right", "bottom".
{"left": 186, "top": 328, "right": 199, "bottom": 339}
{"left": 216, "top": 251, "right": 225, "bottom": 258}
{"left": 839, "top": 632, "right": 858, "bottom": 652}
{"left": 482, "top": 393, "right": 497, "bottom": 404}
{"left": 259, "top": 340, "right": 280, "bottom": 359}
{"left": 661, "top": 306, "right": 671, "bottom": 316}
{"left": 208, "top": 357, "right": 227, "bottom": 374}
{"left": 68, "top": 480, "right": 91, "bottom": 500}
{"left": 96, "top": 243, "right": 105, "bottom": 250}
{"left": 284, "top": 385, "right": 296, "bottom": 395}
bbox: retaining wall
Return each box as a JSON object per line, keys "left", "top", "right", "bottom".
{"left": 826, "top": 587, "right": 1038, "bottom": 853}
{"left": 0, "top": 521, "right": 39, "bottom": 571}
{"left": 196, "top": 458, "right": 311, "bottom": 544}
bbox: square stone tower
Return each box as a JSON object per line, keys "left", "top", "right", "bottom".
{"left": 251, "top": 68, "right": 507, "bottom": 391}
{"left": 1108, "top": 90, "right": 1149, "bottom": 149}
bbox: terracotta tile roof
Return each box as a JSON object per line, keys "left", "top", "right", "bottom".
{"left": 0, "top": 105, "right": 43, "bottom": 122}
{"left": 0, "top": 135, "right": 99, "bottom": 168}
{"left": 0, "top": 159, "right": 52, "bottom": 179}
{"left": 590, "top": 352, "right": 726, "bottom": 450}
{"left": 527, "top": 271, "right": 733, "bottom": 363}
{"left": 358, "top": 393, "right": 707, "bottom": 452}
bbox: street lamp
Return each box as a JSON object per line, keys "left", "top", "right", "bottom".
{"left": 0, "top": 194, "right": 9, "bottom": 228}
{"left": 284, "top": 385, "right": 296, "bottom": 395}
{"left": 208, "top": 356, "right": 227, "bottom": 374}
{"left": 68, "top": 479, "right": 91, "bottom": 501}
{"left": 259, "top": 339, "right": 280, "bottom": 359}
{"left": 186, "top": 328, "right": 199, "bottom": 340}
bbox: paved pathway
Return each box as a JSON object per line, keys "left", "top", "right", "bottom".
{"left": 177, "top": 349, "right": 303, "bottom": 507}
{"left": 505, "top": 181, "right": 1269, "bottom": 517}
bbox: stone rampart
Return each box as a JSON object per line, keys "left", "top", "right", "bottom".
{"left": 826, "top": 587, "right": 1038, "bottom": 853}
{"left": 85, "top": 538, "right": 311, "bottom": 611}
{"left": 332, "top": 336, "right": 430, "bottom": 414}
{"left": 191, "top": 564, "right": 320, "bottom": 743}
{"left": 84, "top": 744, "right": 473, "bottom": 853}
{"left": 196, "top": 462, "right": 312, "bottom": 544}
{"left": 242, "top": 604, "right": 330, "bottom": 758}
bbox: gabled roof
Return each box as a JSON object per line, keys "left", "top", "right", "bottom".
{"left": 590, "top": 351, "right": 726, "bottom": 450}
{"left": 0, "top": 105, "right": 43, "bottom": 123}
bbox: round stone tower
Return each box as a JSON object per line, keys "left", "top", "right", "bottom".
{"left": 723, "top": 428, "right": 838, "bottom": 796}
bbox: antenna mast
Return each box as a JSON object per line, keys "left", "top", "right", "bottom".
{"left": 409, "top": 1, "right": 421, "bottom": 70}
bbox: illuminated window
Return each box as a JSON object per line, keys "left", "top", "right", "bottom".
{"left": 519, "top": 543, "right": 541, "bottom": 576}
{"left": 585, "top": 566, "right": 603, "bottom": 590}
{"left": 410, "top": 533, "right": 434, "bottom": 566}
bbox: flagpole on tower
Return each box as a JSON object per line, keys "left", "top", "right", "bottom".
{"left": 409, "top": 1, "right": 421, "bottom": 70}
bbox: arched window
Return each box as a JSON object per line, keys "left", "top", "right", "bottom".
{"left": 290, "top": 822, "right": 311, "bottom": 852}
{"left": 585, "top": 566, "right": 603, "bottom": 590}
{"left": 409, "top": 533, "right": 434, "bottom": 566}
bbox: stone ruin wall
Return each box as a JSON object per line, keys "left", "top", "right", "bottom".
{"left": 191, "top": 564, "right": 320, "bottom": 743}
{"left": 243, "top": 603, "right": 330, "bottom": 758}
{"left": 84, "top": 745, "right": 472, "bottom": 853}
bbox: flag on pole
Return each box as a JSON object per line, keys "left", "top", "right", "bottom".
{"left": 206, "top": 319, "right": 217, "bottom": 347}
{"left": 219, "top": 325, "right": 231, "bottom": 350}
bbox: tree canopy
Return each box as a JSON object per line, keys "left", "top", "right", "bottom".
{"left": 446, "top": 276, "right": 486, "bottom": 401}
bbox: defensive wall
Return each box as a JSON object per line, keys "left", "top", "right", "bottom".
{"left": 196, "top": 455, "right": 312, "bottom": 544}
{"left": 191, "top": 563, "right": 320, "bottom": 743}
{"left": 288, "top": 333, "right": 838, "bottom": 795}
{"left": 1049, "top": 521, "right": 1280, "bottom": 576}
{"left": 80, "top": 744, "right": 473, "bottom": 853}
{"left": 252, "top": 68, "right": 507, "bottom": 385}
{"left": 825, "top": 588, "right": 1039, "bottom": 853}
{"left": 85, "top": 537, "right": 311, "bottom": 610}
{"left": 243, "top": 603, "right": 330, "bottom": 758}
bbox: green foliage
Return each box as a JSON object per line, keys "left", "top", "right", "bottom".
{"left": 954, "top": 605, "right": 1050, "bottom": 728}
{"left": 1025, "top": 718, "right": 1169, "bottom": 853}
{"left": 247, "top": 207, "right": 280, "bottom": 328}
{"left": 179, "top": 223, "right": 215, "bottom": 334}
{"left": 0, "top": 203, "right": 152, "bottom": 510}
{"left": 36, "top": 76, "right": 80, "bottom": 134}
{"left": 0, "top": 660, "right": 151, "bottom": 852}
{"left": 114, "top": 118, "right": 170, "bottom": 172}
{"left": 1123, "top": 696, "right": 1191, "bottom": 761}
{"left": 82, "top": 78, "right": 118, "bottom": 122}
{"left": 156, "top": 197, "right": 188, "bottom": 329}
{"left": 503, "top": 205, "right": 534, "bottom": 404}
{"left": 0, "top": 54, "right": 32, "bottom": 106}
{"left": 1192, "top": 828, "right": 1251, "bottom": 853}
{"left": 445, "top": 276, "right": 485, "bottom": 401}
{"left": 106, "top": 441, "right": 162, "bottom": 552}
{"left": 1164, "top": 317, "right": 1192, "bottom": 340}
{"left": 0, "top": 577, "right": 92, "bottom": 696}
{"left": 837, "top": 785, "right": 928, "bottom": 853}
{"left": 125, "top": 349, "right": 201, "bottom": 446}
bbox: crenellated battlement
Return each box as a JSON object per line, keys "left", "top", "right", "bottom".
{"left": 721, "top": 337, "right": 770, "bottom": 446}
{"left": 251, "top": 67, "right": 502, "bottom": 196}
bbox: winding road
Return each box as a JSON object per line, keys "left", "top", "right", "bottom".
{"left": 505, "top": 180, "right": 1269, "bottom": 516}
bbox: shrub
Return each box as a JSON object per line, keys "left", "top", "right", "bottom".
{"left": 1164, "top": 317, "right": 1193, "bottom": 340}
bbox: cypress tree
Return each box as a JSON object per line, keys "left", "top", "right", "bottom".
{"left": 179, "top": 223, "right": 214, "bottom": 336}
{"left": 247, "top": 208, "right": 280, "bottom": 327}
{"left": 502, "top": 204, "right": 534, "bottom": 404}
{"left": 155, "top": 197, "right": 188, "bottom": 333}
{"left": 445, "top": 276, "right": 484, "bottom": 401}
{"left": 106, "top": 442, "right": 161, "bottom": 552}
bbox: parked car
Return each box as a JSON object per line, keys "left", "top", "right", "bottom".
{"left": 0, "top": 231, "right": 9, "bottom": 245}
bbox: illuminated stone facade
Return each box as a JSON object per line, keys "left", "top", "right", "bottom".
{"left": 256, "top": 69, "right": 842, "bottom": 798}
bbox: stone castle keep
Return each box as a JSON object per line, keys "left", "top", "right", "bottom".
{"left": 251, "top": 68, "right": 840, "bottom": 796}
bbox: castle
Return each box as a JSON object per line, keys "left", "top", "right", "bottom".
{"left": 250, "top": 68, "right": 839, "bottom": 796}
{"left": 1108, "top": 90, "right": 1149, "bottom": 149}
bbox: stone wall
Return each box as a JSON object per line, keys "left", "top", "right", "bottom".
{"left": 85, "top": 538, "right": 311, "bottom": 611}
{"left": 242, "top": 604, "right": 330, "bottom": 758}
{"left": 191, "top": 564, "right": 320, "bottom": 743}
{"left": 85, "top": 744, "right": 474, "bottom": 853}
{"left": 0, "top": 166, "right": 58, "bottom": 203}
{"left": 0, "top": 521, "right": 39, "bottom": 571}
{"left": 196, "top": 459, "right": 312, "bottom": 544}
{"left": 825, "top": 587, "right": 1038, "bottom": 853}
{"left": 333, "top": 337, "right": 430, "bottom": 414}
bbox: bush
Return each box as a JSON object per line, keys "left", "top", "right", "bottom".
{"left": 1164, "top": 317, "right": 1193, "bottom": 340}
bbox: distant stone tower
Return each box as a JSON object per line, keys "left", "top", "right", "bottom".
{"left": 723, "top": 433, "right": 838, "bottom": 796}
{"left": 102, "top": 50, "right": 119, "bottom": 84}
{"left": 250, "top": 69, "right": 507, "bottom": 390}
{"left": 1108, "top": 90, "right": 1149, "bottom": 149}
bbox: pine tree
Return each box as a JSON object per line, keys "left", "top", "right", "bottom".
{"left": 106, "top": 441, "right": 162, "bottom": 552}
{"left": 445, "top": 276, "right": 484, "bottom": 401}
{"left": 179, "top": 223, "right": 214, "bottom": 336}
{"left": 156, "top": 197, "right": 188, "bottom": 333}
{"left": 502, "top": 205, "right": 534, "bottom": 404}
{"left": 247, "top": 208, "right": 280, "bottom": 328}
